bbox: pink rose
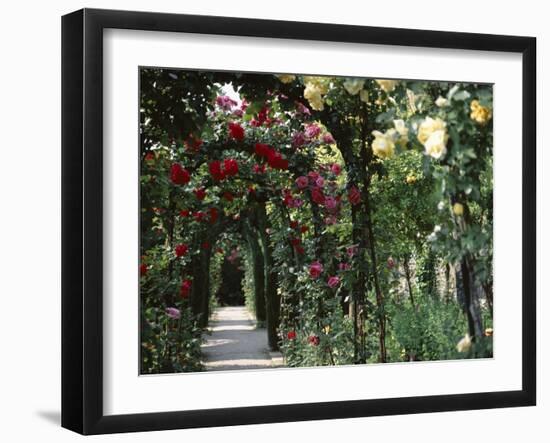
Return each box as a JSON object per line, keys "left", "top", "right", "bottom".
{"left": 347, "top": 245, "right": 358, "bottom": 258}
{"left": 308, "top": 171, "right": 320, "bottom": 182}
{"left": 292, "top": 131, "right": 306, "bottom": 148}
{"left": 324, "top": 215, "right": 337, "bottom": 225}
{"left": 165, "top": 307, "right": 181, "bottom": 319}
{"left": 295, "top": 101, "right": 311, "bottom": 116}
{"left": 327, "top": 276, "right": 341, "bottom": 288}
{"left": 330, "top": 163, "right": 341, "bottom": 175}
{"left": 324, "top": 196, "right": 337, "bottom": 211}
{"left": 315, "top": 177, "right": 325, "bottom": 188}
{"left": 322, "top": 132, "right": 336, "bottom": 144}
{"left": 309, "top": 261, "right": 324, "bottom": 279}
{"left": 291, "top": 198, "right": 304, "bottom": 208}
{"left": 215, "top": 95, "right": 238, "bottom": 111}
{"left": 295, "top": 176, "right": 309, "bottom": 189}
{"left": 338, "top": 262, "right": 351, "bottom": 271}
{"left": 305, "top": 123, "right": 321, "bottom": 139}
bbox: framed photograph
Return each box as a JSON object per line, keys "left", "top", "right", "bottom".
{"left": 62, "top": 8, "right": 536, "bottom": 435}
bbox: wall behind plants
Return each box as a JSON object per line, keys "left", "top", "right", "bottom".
{"left": 0, "top": 0, "right": 545, "bottom": 442}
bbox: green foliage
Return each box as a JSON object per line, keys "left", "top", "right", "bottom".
{"left": 387, "top": 295, "right": 468, "bottom": 362}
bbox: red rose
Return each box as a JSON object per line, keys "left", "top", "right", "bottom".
{"left": 348, "top": 186, "right": 361, "bottom": 206}
{"left": 228, "top": 122, "right": 245, "bottom": 141}
{"left": 185, "top": 136, "right": 203, "bottom": 152}
{"left": 308, "top": 335, "right": 320, "bottom": 346}
{"left": 179, "top": 209, "right": 190, "bottom": 217}
{"left": 290, "top": 220, "right": 299, "bottom": 229}
{"left": 257, "top": 107, "right": 269, "bottom": 125}
{"left": 140, "top": 263, "right": 147, "bottom": 276}
{"left": 194, "top": 188, "right": 206, "bottom": 200}
{"left": 180, "top": 279, "right": 192, "bottom": 298}
{"left": 254, "top": 143, "right": 270, "bottom": 157}
{"left": 222, "top": 192, "right": 234, "bottom": 202}
{"left": 300, "top": 225, "right": 309, "bottom": 234}
{"left": 266, "top": 150, "right": 288, "bottom": 170}
{"left": 144, "top": 152, "right": 155, "bottom": 162}
{"left": 170, "top": 163, "right": 190, "bottom": 185}
{"left": 202, "top": 241, "right": 210, "bottom": 250}
{"left": 290, "top": 237, "right": 301, "bottom": 247}
{"left": 287, "top": 330, "right": 297, "bottom": 340}
{"left": 208, "top": 207, "right": 219, "bottom": 224}
{"left": 311, "top": 187, "right": 325, "bottom": 205}
{"left": 309, "top": 261, "right": 324, "bottom": 279}
{"left": 223, "top": 158, "right": 239, "bottom": 176}
{"left": 194, "top": 211, "right": 206, "bottom": 222}
{"left": 209, "top": 160, "right": 226, "bottom": 181}
{"left": 175, "top": 243, "right": 188, "bottom": 257}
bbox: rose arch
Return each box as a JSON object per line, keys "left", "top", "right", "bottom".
{"left": 139, "top": 69, "right": 494, "bottom": 373}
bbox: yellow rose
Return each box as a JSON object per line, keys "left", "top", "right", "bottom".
{"left": 456, "top": 334, "right": 472, "bottom": 353}
{"left": 343, "top": 78, "right": 364, "bottom": 96}
{"left": 360, "top": 89, "right": 369, "bottom": 103}
{"left": 375, "top": 79, "right": 398, "bottom": 93}
{"left": 406, "top": 174, "right": 417, "bottom": 184}
{"left": 485, "top": 328, "right": 493, "bottom": 337}
{"left": 371, "top": 130, "right": 395, "bottom": 159}
{"left": 470, "top": 99, "right": 492, "bottom": 125}
{"left": 453, "top": 202, "right": 464, "bottom": 216}
{"left": 303, "top": 76, "right": 330, "bottom": 95}
{"left": 424, "top": 129, "right": 448, "bottom": 159}
{"left": 393, "top": 119, "right": 409, "bottom": 146}
{"left": 417, "top": 117, "right": 447, "bottom": 145}
{"left": 276, "top": 74, "right": 296, "bottom": 84}
{"left": 304, "top": 83, "right": 324, "bottom": 111}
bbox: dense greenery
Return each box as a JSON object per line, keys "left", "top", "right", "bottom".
{"left": 139, "top": 69, "right": 493, "bottom": 374}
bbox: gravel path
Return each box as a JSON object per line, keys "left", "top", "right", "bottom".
{"left": 201, "top": 306, "right": 283, "bottom": 371}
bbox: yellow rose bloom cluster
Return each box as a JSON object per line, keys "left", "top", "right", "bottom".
{"left": 417, "top": 117, "right": 449, "bottom": 160}
{"left": 470, "top": 99, "right": 492, "bottom": 125}
{"left": 276, "top": 74, "right": 296, "bottom": 84}
{"left": 371, "top": 130, "right": 395, "bottom": 159}
{"left": 343, "top": 78, "right": 365, "bottom": 96}
{"left": 303, "top": 76, "right": 330, "bottom": 111}
{"left": 375, "top": 79, "right": 398, "bottom": 93}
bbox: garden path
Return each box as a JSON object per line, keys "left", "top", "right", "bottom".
{"left": 201, "top": 306, "right": 283, "bottom": 371}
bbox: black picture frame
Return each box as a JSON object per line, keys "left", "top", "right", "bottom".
{"left": 61, "top": 8, "right": 536, "bottom": 435}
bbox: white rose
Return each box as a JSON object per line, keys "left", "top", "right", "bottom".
{"left": 435, "top": 96, "right": 449, "bottom": 107}
{"left": 343, "top": 78, "right": 365, "bottom": 96}
{"left": 424, "top": 129, "right": 448, "bottom": 159}
{"left": 456, "top": 334, "right": 472, "bottom": 353}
